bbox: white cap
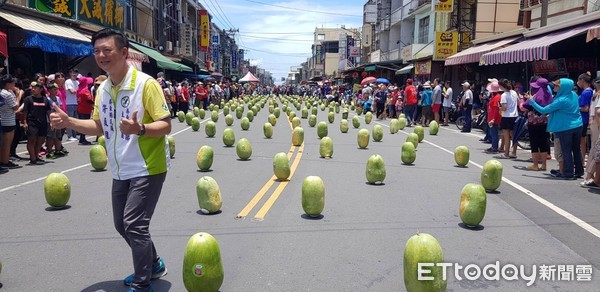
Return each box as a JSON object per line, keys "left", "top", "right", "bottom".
{"left": 461, "top": 81, "right": 471, "bottom": 87}
{"left": 487, "top": 78, "right": 498, "bottom": 82}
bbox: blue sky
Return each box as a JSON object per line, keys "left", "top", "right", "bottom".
{"left": 201, "top": 0, "right": 365, "bottom": 82}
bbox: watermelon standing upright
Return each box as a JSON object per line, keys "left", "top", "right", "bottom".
{"left": 183, "top": 232, "right": 224, "bottom": 292}
{"left": 302, "top": 176, "right": 325, "bottom": 217}
{"left": 404, "top": 232, "right": 447, "bottom": 292}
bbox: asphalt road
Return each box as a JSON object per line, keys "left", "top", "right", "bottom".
{"left": 1, "top": 96, "right": 599, "bottom": 291}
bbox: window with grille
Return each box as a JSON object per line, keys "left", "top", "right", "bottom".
{"left": 418, "top": 16, "right": 429, "bottom": 44}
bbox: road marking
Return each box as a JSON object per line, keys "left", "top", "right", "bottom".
{"left": 254, "top": 143, "right": 304, "bottom": 220}
{"left": 0, "top": 163, "right": 91, "bottom": 193}
{"left": 366, "top": 114, "right": 600, "bottom": 238}
{"left": 237, "top": 111, "right": 304, "bottom": 220}
{"left": 372, "top": 114, "right": 600, "bottom": 239}
{"left": 422, "top": 139, "right": 600, "bottom": 239}
{"left": 1, "top": 116, "right": 201, "bottom": 194}
{"left": 236, "top": 145, "right": 296, "bottom": 219}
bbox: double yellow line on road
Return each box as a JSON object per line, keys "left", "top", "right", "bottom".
{"left": 236, "top": 115, "right": 304, "bottom": 220}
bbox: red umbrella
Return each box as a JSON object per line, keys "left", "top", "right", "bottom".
{"left": 360, "top": 76, "right": 376, "bottom": 86}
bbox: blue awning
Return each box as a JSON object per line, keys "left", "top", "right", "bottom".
{"left": 25, "top": 31, "right": 93, "bottom": 56}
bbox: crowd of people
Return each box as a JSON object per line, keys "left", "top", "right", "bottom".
{"left": 2, "top": 67, "right": 599, "bottom": 185}
{"left": 349, "top": 72, "right": 599, "bottom": 184}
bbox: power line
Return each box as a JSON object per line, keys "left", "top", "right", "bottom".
{"left": 239, "top": 0, "right": 362, "bottom": 18}
{"left": 238, "top": 45, "right": 310, "bottom": 57}
{"left": 199, "top": 0, "right": 232, "bottom": 30}
{"left": 209, "top": 0, "right": 237, "bottom": 30}
{"left": 238, "top": 34, "right": 314, "bottom": 42}
{"left": 239, "top": 31, "right": 314, "bottom": 35}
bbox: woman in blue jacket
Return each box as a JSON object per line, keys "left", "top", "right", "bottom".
{"left": 526, "top": 78, "right": 583, "bottom": 179}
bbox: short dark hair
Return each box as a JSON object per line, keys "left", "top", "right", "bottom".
{"left": 69, "top": 68, "right": 78, "bottom": 74}
{"left": 445, "top": 80, "right": 451, "bottom": 85}
{"left": 0, "top": 74, "right": 16, "bottom": 89}
{"left": 91, "top": 28, "right": 129, "bottom": 49}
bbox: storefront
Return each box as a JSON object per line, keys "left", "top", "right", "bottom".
{"left": 479, "top": 17, "right": 600, "bottom": 85}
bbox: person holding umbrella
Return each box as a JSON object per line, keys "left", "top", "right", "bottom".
{"left": 374, "top": 83, "right": 388, "bottom": 119}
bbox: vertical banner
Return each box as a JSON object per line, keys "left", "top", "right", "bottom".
{"left": 199, "top": 10, "right": 209, "bottom": 52}
{"left": 212, "top": 44, "right": 219, "bottom": 72}
{"left": 315, "top": 45, "right": 322, "bottom": 65}
{"left": 231, "top": 48, "right": 237, "bottom": 70}
{"left": 433, "top": 31, "right": 458, "bottom": 61}
{"left": 347, "top": 36, "right": 355, "bottom": 67}
{"left": 434, "top": 0, "right": 454, "bottom": 12}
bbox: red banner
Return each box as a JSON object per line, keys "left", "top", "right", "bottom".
{"left": 0, "top": 31, "right": 7, "bottom": 58}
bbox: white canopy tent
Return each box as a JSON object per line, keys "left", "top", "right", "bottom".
{"left": 239, "top": 72, "right": 260, "bottom": 83}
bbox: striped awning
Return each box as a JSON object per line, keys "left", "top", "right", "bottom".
{"left": 444, "top": 37, "right": 519, "bottom": 66}
{"left": 127, "top": 47, "right": 149, "bottom": 63}
{"left": 480, "top": 21, "right": 599, "bottom": 66}
{"left": 0, "top": 10, "right": 89, "bottom": 43}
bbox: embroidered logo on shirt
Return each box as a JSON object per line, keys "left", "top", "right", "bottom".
{"left": 120, "top": 96, "right": 130, "bottom": 107}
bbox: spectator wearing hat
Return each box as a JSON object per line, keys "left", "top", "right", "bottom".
{"left": 92, "top": 75, "right": 108, "bottom": 99}
{"left": 44, "top": 82, "right": 64, "bottom": 159}
{"left": 22, "top": 81, "right": 51, "bottom": 165}
{"left": 420, "top": 81, "right": 433, "bottom": 126}
{"left": 526, "top": 78, "right": 583, "bottom": 179}
{"left": 404, "top": 79, "right": 417, "bottom": 126}
{"left": 485, "top": 81, "right": 502, "bottom": 153}
{"left": 522, "top": 77, "right": 553, "bottom": 170}
{"left": 374, "top": 83, "right": 388, "bottom": 119}
{"left": 459, "top": 81, "right": 473, "bottom": 132}
{"left": 196, "top": 82, "right": 209, "bottom": 110}
{"left": 64, "top": 68, "right": 79, "bottom": 141}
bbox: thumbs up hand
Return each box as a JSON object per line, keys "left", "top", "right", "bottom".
{"left": 119, "top": 110, "right": 142, "bottom": 135}
{"left": 50, "top": 103, "right": 70, "bottom": 129}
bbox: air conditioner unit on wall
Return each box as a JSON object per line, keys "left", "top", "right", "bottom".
{"left": 174, "top": 46, "right": 180, "bottom": 55}
{"left": 166, "top": 41, "right": 173, "bottom": 52}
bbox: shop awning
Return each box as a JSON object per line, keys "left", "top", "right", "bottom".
{"left": 444, "top": 37, "right": 519, "bottom": 66}
{"left": 395, "top": 64, "right": 414, "bottom": 75}
{"left": 127, "top": 47, "right": 149, "bottom": 63}
{"left": 413, "top": 43, "right": 433, "bottom": 60}
{"left": 130, "top": 42, "right": 193, "bottom": 72}
{"left": 480, "top": 21, "right": 599, "bottom": 65}
{"left": 0, "top": 10, "right": 93, "bottom": 56}
{"left": 587, "top": 25, "right": 600, "bottom": 42}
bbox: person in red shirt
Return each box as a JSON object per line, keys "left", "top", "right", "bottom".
{"left": 486, "top": 81, "right": 502, "bottom": 153}
{"left": 196, "top": 82, "right": 209, "bottom": 110}
{"left": 76, "top": 76, "right": 94, "bottom": 145}
{"left": 180, "top": 82, "right": 189, "bottom": 114}
{"left": 403, "top": 79, "right": 417, "bottom": 126}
